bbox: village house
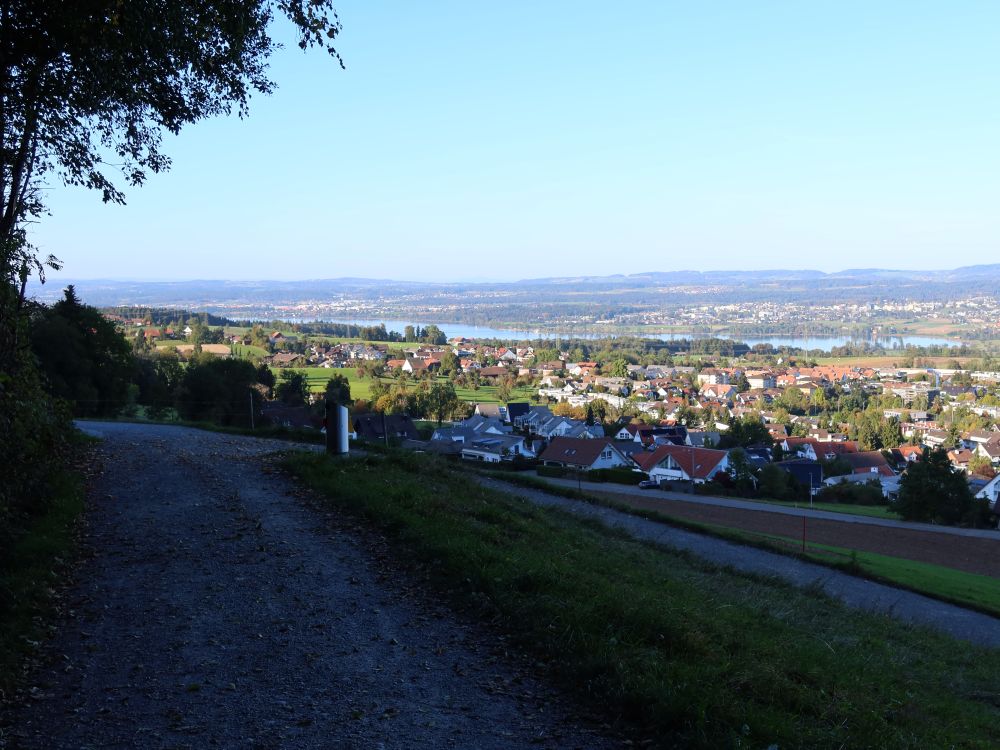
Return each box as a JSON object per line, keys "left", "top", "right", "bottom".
{"left": 474, "top": 403, "right": 507, "bottom": 422}
{"left": 947, "top": 448, "right": 975, "bottom": 473}
{"left": 974, "top": 474, "right": 1000, "bottom": 509}
{"left": 461, "top": 434, "right": 533, "bottom": 463}
{"left": 839, "top": 450, "right": 895, "bottom": 477}
{"left": 632, "top": 445, "right": 730, "bottom": 485}
{"left": 697, "top": 368, "right": 729, "bottom": 385}
{"left": 538, "top": 437, "right": 631, "bottom": 471}
{"left": 566, "top": 362, "right": 599, "bottom": 377}
{"left": 515, "top": 405, "right": 554, "bottom": 431}
{"left": 746, "top": 371, "right": 777, "bottom": 390}
{"left": 700, "top": 383, "right": 737, "bottom": 401}
{"left": 432, "top": 415, "right": 510, "bottom": 444}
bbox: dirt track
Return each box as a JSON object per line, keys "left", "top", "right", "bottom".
{"left": 1, "top": 423, "right": 615, "bottom": 750}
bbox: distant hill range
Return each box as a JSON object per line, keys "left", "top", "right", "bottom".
{"left": 28, "top": 265, "right": 1000, "bottom": 308}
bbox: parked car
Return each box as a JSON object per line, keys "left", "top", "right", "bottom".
{"left": 638, "top": 479, "right": 660, "bottom": 489}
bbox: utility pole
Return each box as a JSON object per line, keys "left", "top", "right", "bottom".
{"left": 689, "top": 444, "right": 695, "bottom": 494}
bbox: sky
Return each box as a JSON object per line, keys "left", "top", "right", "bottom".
{"left": 30, "top": 1, "right": 1000, "bottom": 283}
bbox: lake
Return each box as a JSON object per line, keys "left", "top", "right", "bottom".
{"left": 313, "top": 318, "right": 961, "bottom": 352}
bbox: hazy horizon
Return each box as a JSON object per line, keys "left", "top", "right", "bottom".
{"left": 31, "top": 262, "right": 1000, "bottom": 286}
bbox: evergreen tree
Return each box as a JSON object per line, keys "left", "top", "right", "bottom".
{"left": 894, "top": 448, "right": 973, "bottom": 525}
{"left": 31, "top": 287, "right": 135, "bottom": 417}
{"left": 324, "top": 374, "right": 352, "bottom": 405}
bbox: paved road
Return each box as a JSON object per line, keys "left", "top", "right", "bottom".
{"left": 542, "top": 474, "right": 1000, "bottom": 538}
{"left": 1, "top": 423, "right": 615, "bottom": 750}
{"left": 476, "top": 477, "right": 1000, "bottom": 649}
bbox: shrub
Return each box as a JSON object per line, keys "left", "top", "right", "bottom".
{"left": 816, "top": 480, "right": 886, "bottom": 506}
{"left": 587, "top": 467, "right": 643, "bottom": 485}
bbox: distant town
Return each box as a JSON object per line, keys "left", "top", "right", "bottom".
{"left": 35, "top": 266, "right": 1000, "bottom": 345}
{"left": 106, "top": 306, "right": 1000, "bottom": 526}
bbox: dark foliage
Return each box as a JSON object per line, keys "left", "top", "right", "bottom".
{"left": 323, "top": 374, "right": 352, "bottom": 404}
{"left": 894, "top": 447, "right": 974, "bottom": 524}
{"left": 30, "top": 286, "right": 134, "bottom": 416}
{"left": 816, "top": 480, "right": 886, "bottom": 506}
{"left": 176, "top": 358, "right": 261, "bottom": 427}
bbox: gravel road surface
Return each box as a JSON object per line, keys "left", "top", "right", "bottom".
{"left": 1, "top": 423, "right": 616, "bottom": 750}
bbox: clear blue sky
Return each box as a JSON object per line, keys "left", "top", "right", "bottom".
{"left": 30, "top": 1, "right": 1000, "bottom": 282}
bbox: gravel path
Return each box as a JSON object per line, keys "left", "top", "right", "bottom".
{"left": 476, "top": 477, "right": 1000, "bottom": 649}
{"left": 1, "top": 423, "right": 615, "bottom": 750}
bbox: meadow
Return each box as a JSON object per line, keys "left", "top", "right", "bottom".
{"left": 286, "top": 449, "right": 1000, "bottom": 748}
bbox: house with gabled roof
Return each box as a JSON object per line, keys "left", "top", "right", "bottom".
{"left": 565, "top": 422, "right": 605, "bottom": 439}
{"left": 614, "top": 422, "right": 644, "bottom": 441}
{"left": 474, "top": 403, "right": 507, "bottom": 422}
{"left": 461, "top": 434, "right": 533, "bottom": 463}
{"left": 536, "top": 416, "right": 579, "bottom": 439}
{"left": 432, "top": 415, "right": 510, "bottom": 444}
{"left": 506, "top": 402, "right": 530, "bottom": 425}
{"left": 632, "top": 445, "right": 729, "bottom": 485}
{"left": 516, "top": 405, "right": 553, "bottom": 430}
{"left": 975, "top": 439, "right": 1000, "bottom": 466}
{"left": 947, "top": 448, "right": 975, "bottom": 473}
{"left": 921, "top": 430, "right": 950, "bottom": 449}
{"left": 775, "top": 458, "right": 823, "bottom": 493}
{"left": 840, "top": 450, "right": 895, "bottom": 477}
{"left": 538, "top": 438, "right": 631, "bottom": 471}
{"left": 697, "top": 368, "right": 729, "bottom": 385}
{"left": 700, "top": 383, "right": 737, "bottom": 401}
{"left": 974, "top": 474, "right": 1000, "bottom": 509}
{"left": 567, "top": 362, "right": 599, "bottom": 377}
{"left": 767, "top": 423, "right": 788, "bottom": 441}
{"left": 892, "top": 444, "right": 924, "bottom": 465}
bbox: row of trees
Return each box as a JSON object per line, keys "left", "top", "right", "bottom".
{"left": 367, "top": 378, "right": 463, "bottom": 424}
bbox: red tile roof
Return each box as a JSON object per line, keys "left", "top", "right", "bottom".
{"left": 538, "top": 438, "right": 623, "bottom": 468}
{"left": 633, "top": 445, "right": 728, "bottom": 479}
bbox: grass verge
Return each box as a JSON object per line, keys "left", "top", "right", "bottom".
{"left": 285, "top": 450, "right": 1000, "bottom": 748}
{"left": 487, "top": 471, "right": 1000, "bottom": 618}
{"left": 0, "top": 446, "right": 88, "bottom": 698}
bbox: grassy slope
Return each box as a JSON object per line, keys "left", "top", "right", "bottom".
{"left": 491, "top": 471, "right": 1000, "bottom": 618}
{"left": 0, "top": 461, "right": 86, "bottom": 697}
{"left": 285, "top": 450, "right": 1000, "bottom": 749}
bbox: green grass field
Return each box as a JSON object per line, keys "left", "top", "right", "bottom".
{"left": 270, "top": 367, "right": 536, "bottom": 406}
{"left": 285, "top": 450, "right": 1000, "bottom": 748}
{"left": 274, "top": 367, "right": 375, "bottom": 399}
